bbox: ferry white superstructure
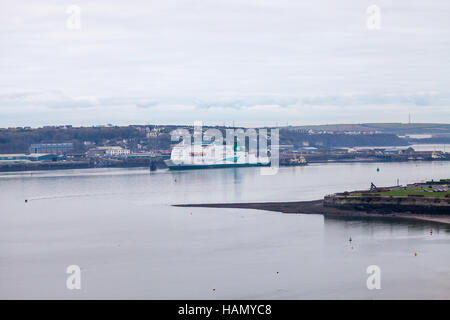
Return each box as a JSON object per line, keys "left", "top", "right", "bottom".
{"left": 164, "top": 142, "right": 270, "bottom": 170}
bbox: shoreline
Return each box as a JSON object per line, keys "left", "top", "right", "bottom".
{"left": 0, "top": 159, "right": 167, "bottom": 173}
{"left": 0, "top": 157, "right": 449, "bottom": 173}
{"left": 174, "top": 200, "right": 450, "bottom": 225}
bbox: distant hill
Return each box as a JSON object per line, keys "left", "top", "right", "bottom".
{"left": 289, "top": 123, "right": 450, "bottom": 135}
{"left": 0, "top": 124, "right": 410, "bottom": 154}
{"left": 1, "top": 123, "right": 449, "bottom": 154}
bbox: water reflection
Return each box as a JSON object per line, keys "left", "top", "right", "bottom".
{"left": 1, "top": 162, "right": 450, "bottom": 299}
{"left": 324, "top": 215, "right": 450, "bottom": 237}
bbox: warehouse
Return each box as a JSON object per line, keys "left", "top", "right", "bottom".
{"left": 0, "top": 154, "right": 57, "bottom": 161}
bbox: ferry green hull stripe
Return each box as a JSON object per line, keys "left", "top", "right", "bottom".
{"left": 166, "top": 163, "right": 270, "bottom": 170}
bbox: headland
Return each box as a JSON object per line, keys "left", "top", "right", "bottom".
{"left": 175, "top": 179, "right": 450, "bottom": 225}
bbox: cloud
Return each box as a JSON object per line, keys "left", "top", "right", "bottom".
{"left": 136, "top": 101, "right": 159, "bottom": 109}
{"left": 0, "top": 0, "right": 449, "bottom": 126}
{"left": 0, "top": 87, "right": 99, "bottom": 110}
{"left": 1, "top": 86, "right": 449, "bottom": 116}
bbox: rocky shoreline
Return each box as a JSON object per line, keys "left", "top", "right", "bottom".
{"left": 174, "top": 200, "right": 450, "bottom": 225}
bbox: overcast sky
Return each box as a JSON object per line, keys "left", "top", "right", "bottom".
{"left": 0, "top": 0, "right": 449, "bottom": 127}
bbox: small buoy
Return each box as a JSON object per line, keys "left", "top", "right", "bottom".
{"left": 430, "top": 229, "right": 433, "bottom": 235}
{"left": 377, "top": 168, "right": 380, "bottom": 172}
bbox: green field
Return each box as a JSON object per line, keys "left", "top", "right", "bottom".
{"left": 354, "top": 189, "right": 450, "bottom": 198}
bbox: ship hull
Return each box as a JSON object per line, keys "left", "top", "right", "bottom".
{"left": 164, "top": 159, "right": 270, "bottom": 170}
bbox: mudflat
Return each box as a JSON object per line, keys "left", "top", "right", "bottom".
{"left": 174, "top": 200, "right": 450, "bottom": 225}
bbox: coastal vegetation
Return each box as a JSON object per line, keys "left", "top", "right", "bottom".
{"left": 352, "top": 180, "right": 450, "bottom": 198}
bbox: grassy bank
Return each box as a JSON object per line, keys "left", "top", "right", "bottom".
{"left": 353, "top": 189, "right": 450, "bottom": 198}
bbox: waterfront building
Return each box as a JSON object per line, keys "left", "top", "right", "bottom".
{"left": 0, "top": 154, "right": 56, "bottom": 161}
{"left": 0, "top": 154, "right": 28, "bottom": 161}
{"left": 86, "top": 146, "right": 130, "bottom": 157}
{"left": 127, "top": 152, "right": 159, "bottom": 159}
{"left": 298, "top": 147, "right": 319, "bottom": 154}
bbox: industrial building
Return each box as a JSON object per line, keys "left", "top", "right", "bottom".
{"left": 29, "top": 143, "right": 73, "bottom": 154}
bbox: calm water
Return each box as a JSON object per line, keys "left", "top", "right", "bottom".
{"left": 0, "top": 161, "right": 449, "bottom": 299}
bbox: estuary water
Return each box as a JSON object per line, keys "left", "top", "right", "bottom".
{"left": 0, "top": 161, "right": 449, "bottom": 299}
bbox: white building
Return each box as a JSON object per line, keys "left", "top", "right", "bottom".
{"left": 96, "top": 146, "right": 130, "bottom": 156}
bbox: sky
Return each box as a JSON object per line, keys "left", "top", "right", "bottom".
{"left": 0, "top": 0, "right": 449, "bottom": 127}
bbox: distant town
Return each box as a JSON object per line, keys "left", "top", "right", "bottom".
{"left": 0, "top": 123, "right": 449, "bottom": 172}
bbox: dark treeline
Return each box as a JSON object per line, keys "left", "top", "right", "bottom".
{"left": 289, "top": 123, "right": 450, "bottom": 135}
{"left": 279, "top": 130, "right": 408, "bottom": 148}
{"left": 0, "top": 126, "right": 170, "bottom": 153}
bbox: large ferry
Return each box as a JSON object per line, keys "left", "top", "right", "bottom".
{"left": 164, "top": 142, "right": 270, "bottom": 170}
